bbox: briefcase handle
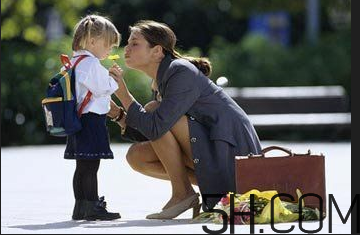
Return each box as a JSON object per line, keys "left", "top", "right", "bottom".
{"left": 261, "top": 146, "right": 294, "bottom": 157}
{"left": 243, "top": 146, "right": 317, "bottom": 159}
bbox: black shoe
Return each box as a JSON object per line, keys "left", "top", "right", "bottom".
{"left": 72, "top": 199, "right": 86, "bottom": 220}
{"left": 83, "top": 196, "right": 121, "bottom": 221}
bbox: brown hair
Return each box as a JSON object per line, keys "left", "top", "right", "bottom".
{"left": 72, "top": 14, "right": 121, "bottom": 51}
{"left": 129, "top": 20, "right": 212, "bottom": 77}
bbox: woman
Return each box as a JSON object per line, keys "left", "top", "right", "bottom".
{"left": 108, "top": 20, "right": 262, "bottom": 220}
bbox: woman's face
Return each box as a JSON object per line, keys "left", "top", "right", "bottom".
{"left": 124, "top": 31, "right": 154, "bottom": 70}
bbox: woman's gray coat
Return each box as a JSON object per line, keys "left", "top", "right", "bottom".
{"left": 122, "top": 54, "right": 262, "bottom": 209}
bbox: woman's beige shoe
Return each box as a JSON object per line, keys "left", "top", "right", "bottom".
{"left": 146, "top": 193, "right": 201, "bottom": 220}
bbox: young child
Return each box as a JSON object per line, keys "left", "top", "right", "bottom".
{"left": 64, "top": 14, "right": 121, "bottom": 221}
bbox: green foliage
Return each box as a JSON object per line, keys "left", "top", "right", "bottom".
{"left": 209, "top": 30, "right": 351, "bottom": 96}
{"left": 1, "top": 0, "right": 104, "bottom": 45}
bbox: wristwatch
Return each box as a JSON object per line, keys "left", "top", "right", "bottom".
{"left": 111, "top": 107, "right": 126, "bottom": 135}
{"left": 111, "top": 107, "right": 125, "bottom": 123}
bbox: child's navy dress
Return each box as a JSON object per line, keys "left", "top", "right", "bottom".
{"left": 64, "top": 112, "right": 113, "bottom": 160}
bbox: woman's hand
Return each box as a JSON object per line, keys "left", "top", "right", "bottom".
{"left": 109, "top": 63, "right": 124, "bottom": 85}
{"left": 109, "top": 64, "right": 135, "bottom": 111}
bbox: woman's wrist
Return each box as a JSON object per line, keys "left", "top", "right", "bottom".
{"left": 119, "top": 117, "right": 127, "bottom": 134}
{"left": 111, "top": 107, "right": 125, "bottom": 123}
{"left": 111, "top": 108, "right": 127, "bottom": 133}
{"left": 117, "top": 113, "right": 127, "bottom": 127}
{"left": 114, "top": 89, "right": 135, "bottom": 111}
{"left": 116, "top": 113, "right": 127, "bottom": 135}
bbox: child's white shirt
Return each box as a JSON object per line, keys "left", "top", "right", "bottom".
{"left": 68, "top": 50, "right": 119, "bottom": 115}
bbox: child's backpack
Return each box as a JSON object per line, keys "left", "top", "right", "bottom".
{"left": 41, "top": 54, "right": 92, "bottom": 137}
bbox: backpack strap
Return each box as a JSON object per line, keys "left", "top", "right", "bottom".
{"left": 60, "top": 54, "right": 88, "bottom": 69}
{"left": 77, "top": 91, "right": 92, "bottom": 117}
{"left": 73, "top": 55, "right": 88, "bottom": 68}
{"left": 60, "top": 54, "right": 72, "bottom": 69}
{"left": 70, "top": 55, "right": 93, "bottom": 117}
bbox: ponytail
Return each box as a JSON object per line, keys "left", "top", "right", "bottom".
{"left": 84, "top": 16, "right": 94, "bottom": 43}
{"left": 172, "top": 50, "right": 212, "bottom": 77}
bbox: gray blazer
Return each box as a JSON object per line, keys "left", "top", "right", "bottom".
{"left": 123, "top": 55, "right": 262, "bottom": 209}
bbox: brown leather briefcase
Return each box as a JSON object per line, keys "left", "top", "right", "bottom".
{"left": 235, "top": 146, "right": 326, "bottom": 213}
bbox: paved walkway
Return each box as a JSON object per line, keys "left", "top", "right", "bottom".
{"left": 1, "top": 141, "right": 351, "bottom": 234}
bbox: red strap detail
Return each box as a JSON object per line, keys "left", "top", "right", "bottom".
{"left": 67, "top": 54, "right": 92, "bottom": 117}
{"left": 73, "top": 55, "right": 88, "bottom": 68}
{"left": 60, "top": 54, "right": 72, "bottom": 69}
{"left": 77, "top": 91, "right": 92, "bottom": 117}
{"left": 61, "top": 54, "right": 88, "bottom": 70}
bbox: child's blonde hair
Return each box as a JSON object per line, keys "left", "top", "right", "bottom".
{"left": 72, "top": 14, "right": 121, "bottom": 51}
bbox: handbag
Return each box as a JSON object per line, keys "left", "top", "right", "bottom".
{"left": 235, "top": 146, "right": 326, "bottom": 213}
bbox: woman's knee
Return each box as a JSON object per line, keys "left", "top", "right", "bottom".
{"left": 144, "top": 101, "right": 160, "bottom": 112}
{"left": 126, "top": 143, "right": 142, "bottom": 170}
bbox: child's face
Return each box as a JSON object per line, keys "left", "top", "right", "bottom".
{"left": 87, "top": 37, "right": 114, "bottom": 60}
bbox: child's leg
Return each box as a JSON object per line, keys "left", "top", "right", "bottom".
{"left": 77, "top": 159, "right": 100, "bottom": 201}
{"left": 72, "top": 159, "right": 99, "bottom": 220}
{"left": 73, "top": 160, "right": 85, "bottom": 200}
{"left": 77, "top": 159, "right": 120, "bottom": 220}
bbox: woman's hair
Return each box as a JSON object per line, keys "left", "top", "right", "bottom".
{"left": 130, "top": 20, "right": 212, "bottom": 77}
{"left": 72, "top": 14, "right": 121, "bottom": 51}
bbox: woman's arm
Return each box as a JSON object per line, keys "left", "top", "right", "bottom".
{"left": 108, "top": 99, "right": 148, "bottom": 142}
{"left": 110, "top": 63, "right": 200, "bottom": 140}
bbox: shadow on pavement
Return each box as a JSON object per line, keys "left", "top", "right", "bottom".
{"left": 8, "top": 219, "right": 203, "bottom": 230}
{"left": 8, "top": 220, "right": 89, "bottom": 230}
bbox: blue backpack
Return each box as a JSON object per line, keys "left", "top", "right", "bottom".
{"left": 41, "top": 54, "right": 92, "bottom": 137}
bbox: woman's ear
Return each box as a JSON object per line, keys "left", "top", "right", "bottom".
{"left": 151, "top": 45, "right": 165, "bottom": 62}
{"left": 153, "top": 45, "right": 164, "bottom": 56}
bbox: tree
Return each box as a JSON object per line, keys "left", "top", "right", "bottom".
{"left": 1, "top": 0, "right": 104, "bottom": 45}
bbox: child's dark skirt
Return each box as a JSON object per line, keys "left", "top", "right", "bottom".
{"left": 64, "top": 112, "right": 114, "bottom": 160}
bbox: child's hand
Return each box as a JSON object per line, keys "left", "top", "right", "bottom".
{"left": 108, "top": 101, "right": 121, "bottom": 119}
{"left": 109, "top": 63, "right": 124, "bottom": 83}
